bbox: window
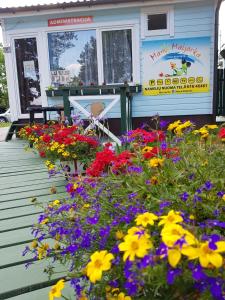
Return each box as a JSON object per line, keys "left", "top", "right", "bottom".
{"left": 102, "top": 29, "right": 133, "bottom": 84}
{"left": 48, "top": 30, "right": 98, "bottom": 86}
{"left": 47, "top": 26, "right": 138, "bottom": 85}
{"left": 141, "top": 6, "right": 174, "bottom": 38}
{"left": 147, "top": 14, "right": 167, "bottom": 31}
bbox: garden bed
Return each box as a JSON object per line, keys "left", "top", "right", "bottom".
{"left": 19, "top": 120, "right": 225, "bottom": 300}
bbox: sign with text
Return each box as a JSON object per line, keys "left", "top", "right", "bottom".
{"left": 48, "top": 16, "right": 93, "bottom": 27}
{"left": 51, "top": 70, "right": 70, "bottom": 85}
{"left": 142, "top": 37, "right": 211, "bottom": 96}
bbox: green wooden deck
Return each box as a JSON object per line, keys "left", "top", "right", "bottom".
{"left": 0, "top": 140, "right": 73, "bottom": 299}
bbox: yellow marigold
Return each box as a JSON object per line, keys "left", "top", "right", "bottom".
{"left": 149, "top": 157, "right": 165, "bottom": 168}
{"left": 167, "top": 120, "right": 182, "bottom": 131}
{"left": 150, "top": 176, "right": 158, "bottom": 185}
{"left": 158, "top": 210, "right": 183, "bottom": 227}
{"left": 53, "top": 200, "right": 60, "bottom": 206}
{"left": 182, "top": 241, "right": 225, "bottom": 268}
{"left": 31, "top": 240, "right": 38, "bottom": 249}
{"left": 37, "top": 243, "right": 49, "bottom": 260}
{"left": 135, "top": 212, "right": 158, "bottom": 227}
{"left": 86, "top": 250, "right": 114, "bottom": 283}
{"left": 161, "top": 224, "right": 197, "bottom": 248}
{"left": 141, "top": 146, "right": 153, "bottom": 154}
{"left": 49, "top": 279, "right": 65, "bottom": 300}
{"left": 118, "top": 233, "right": 153, "bottom": 261}
{"left": 62, "top": 151, "right": 70, "bottom": 158}
{"left": 40, "top": 218, "right": 49, "bottom": 225}
{"left": 206, "top": 124, "right": 218, "bottom": 130}
{"left": 118, "top": 292, "right": 132, "bottom": 300}
{"left": 116, "top": 230, "right": 125, "bottom": 240}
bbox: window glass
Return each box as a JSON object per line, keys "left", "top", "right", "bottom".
{"left": 48, "top": 30, "right": 98, "bottom": 86}
{"left": 148, "top": 14, "right": 167, "bottom": 31}
{"left": 102, "top": 29, "right": 133, "bottom": 84}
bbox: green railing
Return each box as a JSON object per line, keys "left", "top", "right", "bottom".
{"left": 217, "top": 68, "right": 225, "bottom": 116}
{"left": 46, "top": 84, "right": 142, "bottom": 133}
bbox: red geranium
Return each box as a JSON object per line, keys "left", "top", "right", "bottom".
{"left": 218, "top": 128, "right": 225, "bottom": 140}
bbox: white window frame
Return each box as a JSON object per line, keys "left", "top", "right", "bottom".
{"left": 46, "top": 22, "right": 140, "bottom": 87}
{"left": 98, "top": 25, "right": 139, "bottom": 85}
{"left": 141, "top": 6, "right": 174, "bottom": 39}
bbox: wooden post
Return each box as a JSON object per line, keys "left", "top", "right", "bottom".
{"left": 62, "top": 88, "right": 72, "bottom": 125}
{"left": 120, "top": 86, "right": 127, "bottom": 134}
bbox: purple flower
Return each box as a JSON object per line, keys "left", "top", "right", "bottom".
{"left": 160, "top": 120, "right": 169, "bottom": 129}
{"left": 204, "top": 181, "right": 213, "bottom": 191}
{"left": 179, "top": 192, "right": 189, "bottom": 201}
{"left": 86, "top": 215, "right": 99, "bottom": 225}
{"left": 206, "top": 220, "right": 225, "bottom": 228}
{"left": 189, "top": 173, "right": 195, "bottom": 180}
{"left": 217, "top": 191, "right": 225, "bottom": 198}
{"left": 208, "top": 234, "right": 220, "bottom": 250}
{"left": 125, "top": 280, "right": 138, "bottom": 296}
{"left": 138, "top": 255, "right": 155, "bottom": 268}
{"left": 128, "top": 192, "right": 138, "bottom": 200}
{"left": 167, "top": 268, "right": 182, "bottom": 285}
{"left": 127, "top": 166, "right": 143, "bottom": 173}
{"left": 161, "top": 141, "right": 167, "bottom": 151}
{"left": 189, "top": 263, "right": 206, "bottom": 281}
{"left": 159, "top": 201, "right": 171, "bottom": 210}
{"left": 172, "top": 157, "right": 182, "bottom": 163}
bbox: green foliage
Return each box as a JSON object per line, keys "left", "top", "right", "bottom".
{"left": 0, "top": 43, "right": 8, "bottom": 109}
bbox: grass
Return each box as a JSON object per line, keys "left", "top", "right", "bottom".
{"left": 0, "top": 122, "right": 11, "bottom": 128}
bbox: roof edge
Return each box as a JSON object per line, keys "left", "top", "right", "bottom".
{"left": 0, "top": 0, "right": 146, "bottom": 14}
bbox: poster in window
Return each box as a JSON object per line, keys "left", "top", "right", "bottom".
{"left": 142, "top": 37, "right": 210, "bottom": 96}
{"left": 23, "top": 60, "right": 37, "bottom": 80}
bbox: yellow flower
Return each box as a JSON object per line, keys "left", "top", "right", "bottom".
{"left": 53, "top": 200, "right": 60, "bottom": 206}
{"left": 182, "top": 241, "right": 225, "bottom": 268}
{"left": 40, "top": 218, "right": 49, "bottom": 225}
{"left": 189, "top": 214, "right": 195, "bottom": 220}
{"left": 48, "top": 164, "right": 55, "bottom": 171}
{"left": 83, "top": 203, "right": 90, "bottom": 209}
{"left": 141, "top": 146, "right": 153, "bottom": 154}
{"left": 127, "top": 226, "right": 150, "bottom": 239}
{"left": 149, "top": 157, "right": 165, "bottom": 168}
{"left": 167, "top": 120, "right": 182, "bottom": 131}
{"left": 167, "top": 247, "right": 182, "bottom": 268}
{"left": 49, "top": 279, "right": 65, "bottom": 300}
{"left": 118, "top": 292, "right": 132, "bottom": 300}
{"left": 78, "top": 293, "right": 88, "bottom": 300}
{"left": 158, "top": 210, "right": 183, "bottom": 227}
{"left": 45, "top": 160, "right": 51, "bottom": 166}
{"left": 206, "top": 124, "right": 218, "bottom": 130}
{"left": 135, "top": 212, "right": 158, "bottom": 227}
{"left": 222, "top": 195, "right": 225, "bottom": 201}
{"left": 150, "top": 176, "right": 158, "bottom": 185}
{"left": 31, "top": 240, "right": 38, "bottom": 249}
{"left": 73, "top": 183, "right": 79, "bottom": 189}
{"left": 118, "top": 233, "right": 153, "bottom": 261}
{"left": 37, "top": 243, "right": 49, "bottom": 260}
{"left": 86, "top": 250, "right": 114, "bottom": 283}
{"left": 161, "top": 224, "right": 197, "bottom": 247}
{"left": 62, "top": 151, "right": 70, "bottom": 158}
{"left": 116, "top": 230, "right": 125, "bottom": 240}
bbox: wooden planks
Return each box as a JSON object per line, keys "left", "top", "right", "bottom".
{"left": 0, "top": 140, "right": 73, "bottom": 299}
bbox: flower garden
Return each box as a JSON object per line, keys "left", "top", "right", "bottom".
{"left": 19, "top": 119, "right": 225, "bottom": 300}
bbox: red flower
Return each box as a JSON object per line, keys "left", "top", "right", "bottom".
{"left": 42, "top": 134, "right": 51, "bottom": 143}
{"left": 218, "top": 128, "right": 225, "bottom": 139}
{"left": 39, "top": 151, "right": 46, "bottom": 157}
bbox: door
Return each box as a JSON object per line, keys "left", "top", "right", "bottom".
{"left": 14, "top": 37, "right": 41, "bottom": 114}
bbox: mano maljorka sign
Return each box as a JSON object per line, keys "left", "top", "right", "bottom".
{"left": 142, "top": 37, "right": 210, "bottom": 96}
